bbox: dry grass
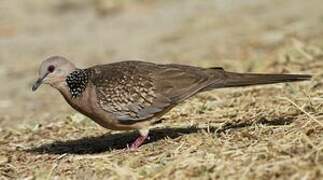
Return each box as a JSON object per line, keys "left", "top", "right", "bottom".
{"left": 2, "top": 43, "right": 323, "bottom": 179}
{"left": 1, "top": 0, "right": 323, "bottom": 179}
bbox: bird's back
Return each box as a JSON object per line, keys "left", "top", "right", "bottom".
{"left": 85, "top": 60, "right": 311, "bottom": 125}
{"left": 85, "top": 61, "right": 217, "bottom": 124}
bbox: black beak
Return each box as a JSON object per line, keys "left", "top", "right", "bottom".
{"left": 32, "top": 73, "right": 48, "bottom": 91}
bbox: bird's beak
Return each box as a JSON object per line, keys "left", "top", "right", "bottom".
{"left": 32, "top": 73, "right": 48, "bottom": 91}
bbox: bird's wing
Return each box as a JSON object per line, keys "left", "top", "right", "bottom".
{"left": 88, "top": 61, "right": 225, "bottom": 124}
{"left": 152, "top": 64, "right": 225, "bottom": 102}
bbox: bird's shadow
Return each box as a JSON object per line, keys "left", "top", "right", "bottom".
{"left": 25, "top": 116, "right": 293, "bottom": 155}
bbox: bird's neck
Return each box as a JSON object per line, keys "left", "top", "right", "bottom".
{"left": 53, "top": 69, "right": 90, "bottom": 99}
{"left": 54, "top": 69, "right": 95, "bottom": 118}
{"left": 65, "top": 69, "right": 90, "bottom": 98}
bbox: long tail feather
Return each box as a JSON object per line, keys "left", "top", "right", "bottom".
{"left": 204, "top": 68, "right": 312, "bottom": 91}
{"left": 222, "top": 72, "right": 312, "bottom": 88}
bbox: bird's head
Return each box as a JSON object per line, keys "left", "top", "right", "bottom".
{"left": 32, "top": 56, "right": 76, "bottom": 91}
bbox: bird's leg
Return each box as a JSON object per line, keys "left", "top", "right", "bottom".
{"left": 130, "top": 135, "right": 148, "bottom": 150}
{"left": 130, "top": 129, "right": 150, "bottom": 150}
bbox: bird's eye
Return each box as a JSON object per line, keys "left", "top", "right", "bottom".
{"left": 48, "top": 65, "right": 55, "bottom": 73}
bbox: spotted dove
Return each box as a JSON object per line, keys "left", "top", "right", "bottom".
{"left": 32, "top": 56, "right": 311, "bottom": 149}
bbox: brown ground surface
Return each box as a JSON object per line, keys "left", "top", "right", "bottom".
{"left": 1, "top": 0, "right": 323, "bottom": 179}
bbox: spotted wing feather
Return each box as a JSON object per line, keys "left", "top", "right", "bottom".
{"left": 87, "top": 61, "right": 224, "bottom": 124}
{"left": 87, "top": 61, "right": 172, "bottom": 123}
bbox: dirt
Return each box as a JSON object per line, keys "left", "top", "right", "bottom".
{"left": 1, "top": 0, "right": 323, "bottom": 179}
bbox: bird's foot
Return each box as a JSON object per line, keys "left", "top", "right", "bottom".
{"left": 130, "top": 134, "right": 149, "bottom": 150}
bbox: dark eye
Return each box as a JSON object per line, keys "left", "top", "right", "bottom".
{"left": 48, "top": 65, "right": 55, "bottom": 73}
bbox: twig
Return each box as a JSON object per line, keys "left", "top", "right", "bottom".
{"left": 278, "top": 97, "right": 323, "bottom": 128}
{"left": 46, "top": 153, "right": 67, "bottom": 180}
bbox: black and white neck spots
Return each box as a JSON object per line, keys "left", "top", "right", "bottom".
{"left": 66, "top": 69, "right": 89, "bottom": 98}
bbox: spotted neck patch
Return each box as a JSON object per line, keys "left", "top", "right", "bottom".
{"left": 66, "top": 69, "right": 89, "bottom": 98}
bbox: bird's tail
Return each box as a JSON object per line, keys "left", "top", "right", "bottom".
{"left": 222, "top": 71, "right": 311, "bottom": 87}
{"left": 204, "top": 68, "right": 312, "bottom": 90}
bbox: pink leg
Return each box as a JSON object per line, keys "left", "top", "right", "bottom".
{"left": 130, "top": 134, "right": 149, "bottom": 150}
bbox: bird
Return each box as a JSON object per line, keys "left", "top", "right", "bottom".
{"left": 32, "top": 56, "right": 311, "bottom": 149}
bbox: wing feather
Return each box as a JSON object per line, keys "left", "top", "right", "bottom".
{"left": 87, "top": 61, "right": 223, "bottom": 124}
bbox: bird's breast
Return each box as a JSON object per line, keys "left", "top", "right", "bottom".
{"left": 59, "top": 84, "right": 131, "bottom": 130}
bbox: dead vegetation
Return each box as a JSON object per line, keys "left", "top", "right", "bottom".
{"left": 1, "top": 0, "right": 323, "bottom": 179}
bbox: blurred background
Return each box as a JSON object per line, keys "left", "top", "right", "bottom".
{"left": 1, "top": 0, "right": 322, "bottom": 128}
{"left": 1, "top": 0, "right": 323, "bottom": 179}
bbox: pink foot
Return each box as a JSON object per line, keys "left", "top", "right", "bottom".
{"left": 130, "top": 134, "right": 149, "bottom": 150}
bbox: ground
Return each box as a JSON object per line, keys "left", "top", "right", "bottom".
{"left": 1, "top": 0, "right": 323, "bottom": 179}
